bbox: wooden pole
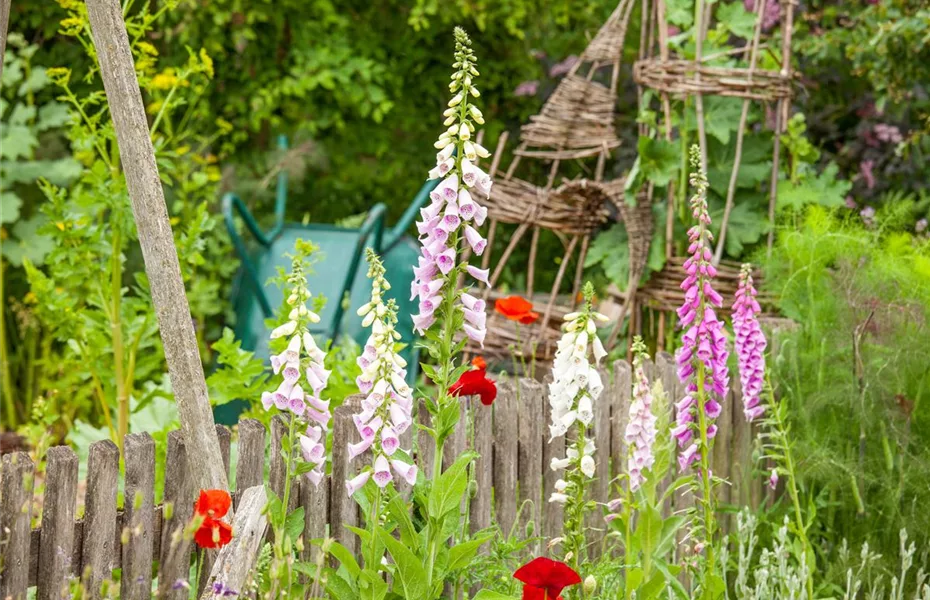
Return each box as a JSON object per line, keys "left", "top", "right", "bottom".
{"left": 83, "top": 0, "right": 229, "bottom": 493}
{"left": 712, "top": 0, "right": 767, "bottom": 265}
{"left": 0, "top": 0, "right": 10, "bottom": 82}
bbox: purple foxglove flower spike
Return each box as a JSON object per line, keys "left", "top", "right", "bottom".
{"left": 673, "top": 147, "right": 730, "bottom": 472}
{"left": 733, "top": 264, "right": 767, "bottom": 422}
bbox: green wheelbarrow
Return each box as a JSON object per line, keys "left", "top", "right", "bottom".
{"left": 217, "top": 136, "right": 437, "bottom": 422}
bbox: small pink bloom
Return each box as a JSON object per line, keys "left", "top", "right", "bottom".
{"left": 346, "top": 471, "right": 370, "bottom": 497}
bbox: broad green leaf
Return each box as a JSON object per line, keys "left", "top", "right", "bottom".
{"left": 637, "top": 570, "right": 670, "bottom": 600}
{"left": 37, "top": 102, "right": 71, "bottom": 131}
{"left": 656, "top": 515, "right": 687, "bottom": 556}
{"left": 328, "top": 541, "right": 362, "bottom": 577}
{"left": 324, "top": 569, "right": 359, "bottom": 600}
{"left": 428, "top": 452, "right": 475, "bottom": 519}
{"left": 665, "top": 0, "right": 694, "bottom": 28}
{"left": 654, "top": 559, "right": 689, "bottom": 599}
{"left": 377, "top": 528, "right": 429, "bottom": 600}
{"left": 626, "top": 566, "right": 645, "bottom": 590}
{"left": 0, "top": 126, "right": 37, "bottom": 160}
{"left": 386, "top": 492, "right": 419, "bottom": 548}
{"left": 638, "top": 136, "right": 679, "bottom": 187}
{"left": 777, "top": 163, "right": 851, "bottom": 211}
{"left": 446, "top": 535, "right": 492, "bottom": 573}
{"left": 18, "top": 68, "right": 50, "bottom": 96}
{"left": 710, "top": 198, "right": 770, "bottom": 257}
{"left": 8, "top": 104, "right": 36, "bottom": 126}
{"left": 689, "top": 96, "right": 744, "bottom": 146}
{"left": 717, "top": 1, "right": 757, "bottom": 39}
{"left": 1, "top": 192, "right": 22, "bottom": 224}
{"left": 358, "top": 568, "right": 389, "bottom": 600}
{"left": 636, "top": 504, "right": 663, "bottom": 558}
{"left": 285, "top": 506, "right": 305, "bottom": 543}
{"left": 5, "top": 216, "right": 54, "bottom": 267}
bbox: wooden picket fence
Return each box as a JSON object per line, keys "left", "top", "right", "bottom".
{"left": 0, "top": 353, "right": 764, "bottom": 599}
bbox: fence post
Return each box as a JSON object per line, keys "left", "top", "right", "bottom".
{"left": 235, "top": 419, "right": 266, "bottom": 509}
{"left": 82, "top": 440, "right": 120, "bottom": 599}
{"left": 587, "top": 366, "right": 613, "bottom": 559}
{"left": 83, "top": 0, "right": 228, "bottom": 494}
{"left": 609, "top": 360, "right": 632, "bottom": 479}
{"left": 469, "top": 394, "right": 493, "bottom": 535}
{"left": 331, "top": 395, "right": 364, "bottom": 554}
{"left": 37, "top": 446, "right": 78, "bottom": 600}
{"left": 492, "top": 379, "right": 519, "bottom": 538}
{"left": 158, "top": 431, "right": 193, "bottom": 600}
{"left": 517, "top": 378, "right": 543, "bottom": 551}
{"left": 122, "top": 433, "right": 155, "bottom": 600}
{"left": 0, "top": 452, "right": 34, "bottom": 600}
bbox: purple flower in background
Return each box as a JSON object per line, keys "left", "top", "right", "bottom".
{"left": 874, "top": 123, "right": 903, "bottom": 144}
{"left": 667, "top": 25, "right": 681, "bottom": 37}
{"left": 549, "top": 55, "right": 579, "bottom": 77}
{"left": 514, "top": 80, "right": 539, "bottom": 97}
{"left": 845, "top": 196, "right": 858, "bottom": 210}
{"left": 860, "top": 206, "right": 876, "bottom": 227}
{"left": 673, "top": 147, "right": 730, "bottom": 472}
{"left": 917, "top": 218, "right": 928, "bottom": 233}
{"left": 767, "top": 468, "right": 779, "bottom": 490}
{"left": 859, "top": 160, "right": 876, "bottom": 190}
{"left": 744, "top": 0, "right": 780, "bottom": 31}
{"left": 625, "top": 337, "right": 657, "bottom": 491}
{"left": 733, "top": 264, "right": 767, "bottom": 422}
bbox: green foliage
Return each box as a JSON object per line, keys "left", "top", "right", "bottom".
{"left": 5, "top": 1, "right": 236, "bottom": 439}
{"left": 763, "top": 205, "right": 930, "bottom": 586}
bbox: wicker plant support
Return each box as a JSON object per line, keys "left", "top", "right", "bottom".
{"left": 606, "top": 190, "right": 654, "bottom": 349}
{"left": 468, "top": 0, "right": 637, "bottom": 364}
{"left": 619, "top": 0, "right": 796, "bottom": 349}
{"left": 632, "top": 61, "right": 792, "bottom": 102}
{"left": 610, "top": 258, "right": 767, "bottom": 315}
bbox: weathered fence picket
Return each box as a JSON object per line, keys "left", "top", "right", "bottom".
{"left": 0, "top": 357, "right": 764, "bottom": 595}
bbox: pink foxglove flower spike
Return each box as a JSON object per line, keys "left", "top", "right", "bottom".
{"left": 625, "top": 337, "right": 658, "bottom": 492}
{"left": 411, "top": 28, "right": 492, "bottom": 343}
{"left": 347, "top": 250, "right": 417, "bottom": 494}
{"left": 733, "top": 263, "right": 767, "bottom": 422}
{"left": 262, "top": 252, "right": 331, "bottom": 487}
{"left": 673, "top": 146, "right": 730, "bottom": 472}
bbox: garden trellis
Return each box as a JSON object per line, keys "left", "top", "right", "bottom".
{"left": 615, "top": 0, "right": 797, "bottom": 349}
{"left": 472, "top": 0, "right": 636, "bottom": 364}
{"left": 0, "top": 354, "right": 768, "bottom": 599}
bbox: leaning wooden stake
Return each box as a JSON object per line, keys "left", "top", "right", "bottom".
{"left": 84, "top": 0, "right": 228, "bottom": 493}
{"left": 0, "top": 0, "right": 10, "bottom": 82}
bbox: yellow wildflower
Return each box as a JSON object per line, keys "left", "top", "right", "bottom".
{"left": 137, "top": 41, "right": 158, "bottom": 56}
{"left": 150, "top": 70, "right": 179, "bottom": 90}
{"left": 199, "top": 48, "right": 214, "bottom": 78}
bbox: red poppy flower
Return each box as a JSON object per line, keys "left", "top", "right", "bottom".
{"left": 449, "top": 359, "right": 497, "bottom": 406}
{"left": 193, "top": 489, "right": 233, "bottom": 549}
{"left": 495, "top": 295, "right": 540, "bottom": 325}
{"left": 514, "top": 557, "right": 581, "bottom": 600}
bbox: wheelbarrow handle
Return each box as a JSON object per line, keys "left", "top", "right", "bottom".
{"left": 222, "top": 192, "right": 275, "bottom": 316}
{"left": 330, "top": 203, "right": 388, "bottom": 341}
{"left": 383, "top": 178, "right": 440, "bottom": 253}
